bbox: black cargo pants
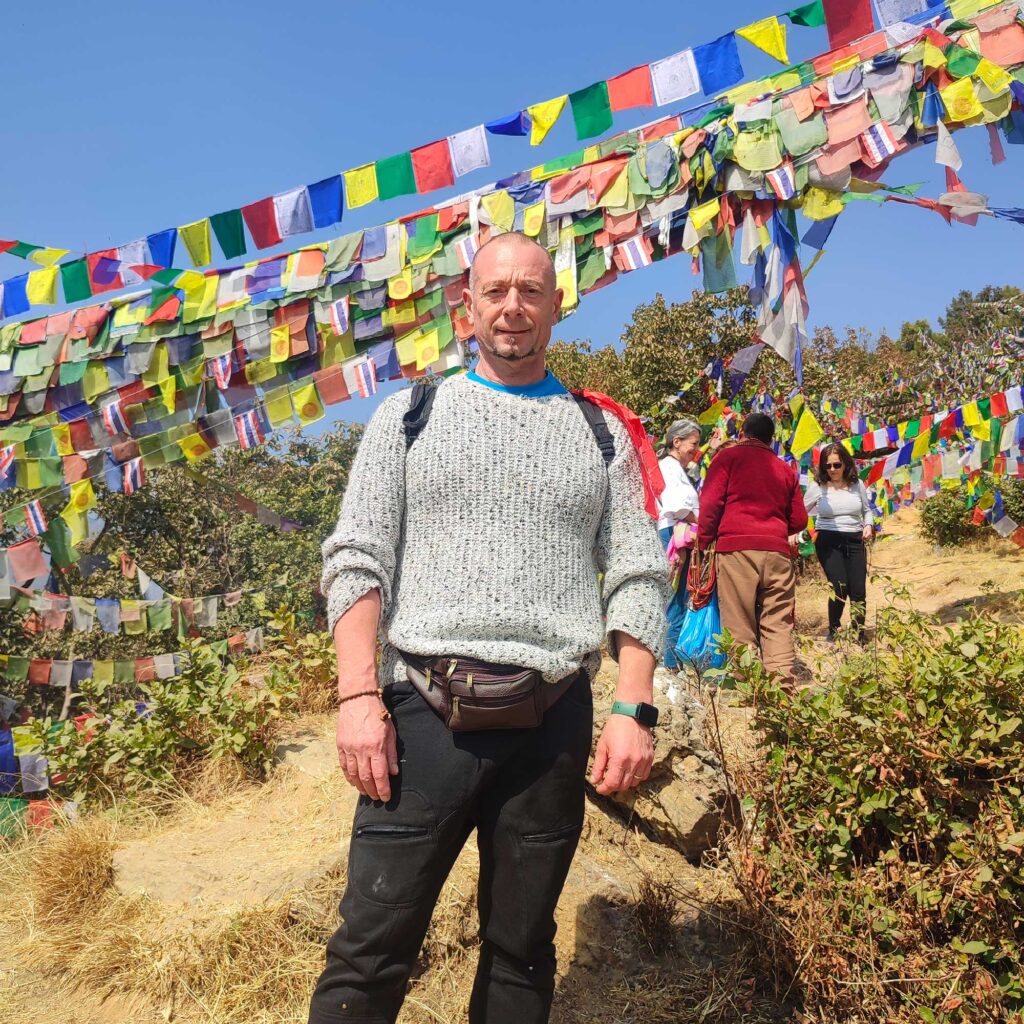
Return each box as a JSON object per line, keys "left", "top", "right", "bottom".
{"left": 308, "top": 670, "right": 593, "bottom": 1024}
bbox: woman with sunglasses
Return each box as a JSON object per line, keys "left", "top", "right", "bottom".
{"left": 803, "top": 443, "right": 873, "bottom": 642}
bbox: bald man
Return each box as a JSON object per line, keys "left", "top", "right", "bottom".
{"left": 310, "top": 232, "right": 668, "bottom": 1024}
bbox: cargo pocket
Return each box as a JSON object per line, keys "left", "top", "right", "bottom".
{"left": 514, "top": 820, "right": 584, "bottom": 951}
{"left": 347, "top": 789, "right": 437, "bottom": 909}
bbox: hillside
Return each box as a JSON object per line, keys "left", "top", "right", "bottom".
{"left": 2, "top": 507, "right": 1020, "bottom": 1024}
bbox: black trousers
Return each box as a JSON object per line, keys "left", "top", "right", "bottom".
{"left": 815, "top": 529, "right": 867, "bottom": 635}
{"left": 308, "top": 671, "right": 593, "bottom": 1024}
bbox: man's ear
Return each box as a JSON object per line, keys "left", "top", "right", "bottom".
{"left": 551, "top": 288, "right": 564, "bottom": 323}
{"left": 463, "top": 286, "right": 476, "bottom": 327}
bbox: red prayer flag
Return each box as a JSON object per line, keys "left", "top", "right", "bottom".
{"left": 990, "top": 392, "right": 1009, "bottom": 417}
{"left": 607, "top": 66, "right": 654, "bottom": 112}
{"left": 639, "top": 116, "right": 681, "bottom": 143}
{"left": 87, "top": 249, "right": 124, "bottom": 295}
{"left": 28, "top": 659, "right": 52, "bottom": 686}
{"left": 822, "top": 0, "right": 874, "bottom": 49}
{"left": 241, "top": 197, "right": 283, "bottom": 250}
{"left": 7, "top": 538, "right": 48, "bottom": 584}
{"left": 1011, "top": 526, "right": 1024, "bottom": 549}
{"left": 313, "top": 365, "right": 350, "bottom": 405}
{"left": 411, "top": 140, "right": 455, "bottom": 194}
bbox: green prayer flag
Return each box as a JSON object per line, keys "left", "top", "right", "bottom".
{"left": 541, "top": 149, "right": 586, "bottom": 175}
{"left": 573, "top": 210, "right": 604, "bottom": 237}
{"left": 113, "top": 661, "right": 135, "bottom": 685}
{"left": 3, "top": 656, "right": 30, "bottom": 682}
{"left": 978, "top": 398, "right": 992, "bottom": 419}
{"left": 408, "top": 214, "right": 439, "bottom": 260}
{"left": 42, "top": 520, "right": 79, "bottom": 568}
{"left": 7, "top": 242, "right": 40, "bottom": 259}
{"left": 375, "top": 152, "right": 416, "bottom": 201}
{"left": 570, "top": 81, "right": 613, "bottom": 140}
{"left": 211, "top": 209, "right": 247, "bottom": 260}
{"left": 945, "top": 46, "right": 982, "bottom": 80}
{"left": 59, "top": 258, "right": 92, "bottom": 303}
{"left": 0, "top": 798, "right": 28, "bottom": 838}
{"left": 786, "top": 0, "right": 825, "bottom": 27}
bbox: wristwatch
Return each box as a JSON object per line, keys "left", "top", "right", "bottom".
{"left": 611, "top": 701, "right": 659, "bottom": 728}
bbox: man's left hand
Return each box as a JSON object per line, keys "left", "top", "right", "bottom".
{"left": 589, "top": 714, "right": 654, "bottom": 796}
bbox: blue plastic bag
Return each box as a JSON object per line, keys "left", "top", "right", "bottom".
{"left": 674, "top": 591, "right": 726, "bottom": 671}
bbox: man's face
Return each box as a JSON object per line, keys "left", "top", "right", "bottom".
{"left": 464, "top": 242, "right": 563, "bottom": 364}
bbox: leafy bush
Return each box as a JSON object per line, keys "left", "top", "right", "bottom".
{"left": 33, "top": 643, "right": 292, "bottom": 804}
{"left": 258, "top": 605, "right": 338, "bottom": 715}
{"left": 723, "top": 610, "right": 1024, "bottom": 1022}
{"left": 1001, "top": 478, "right": 1024, "bottom": 526}
{"left": 919, "top": 487, "right": 981, "bottom": 547}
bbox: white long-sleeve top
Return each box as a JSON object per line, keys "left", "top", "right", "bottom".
{"left": 656, "top": 456, "right": 700, "bottom": 532}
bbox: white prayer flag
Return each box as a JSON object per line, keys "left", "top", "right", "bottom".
{"left": 650, "top": 50, "right": 700, "bottom": 107}
{"left": 273, "top": 187, "right": 314, "bottom": 238}
{"left": 448, "top": 125, "right": 491, "bottom": 177}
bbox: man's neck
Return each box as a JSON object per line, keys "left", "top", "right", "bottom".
{"left": 473, "top": 354, "right": 547, "bottom": 388}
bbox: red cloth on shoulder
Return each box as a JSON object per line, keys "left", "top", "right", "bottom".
{"left": 573, "top": 389, "right": 665, "bottom": 519}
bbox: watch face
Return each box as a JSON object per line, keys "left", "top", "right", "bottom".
{"left": 636, "top": 703, "right": 659, "bottom": 728}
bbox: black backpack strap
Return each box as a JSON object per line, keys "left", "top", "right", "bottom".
{"left": 572, "top": 393, "right": 616, "bottom": 466}
{"left": 402, "top": 381, "right": 438, "bottom": 450}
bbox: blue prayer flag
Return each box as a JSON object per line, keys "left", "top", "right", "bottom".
{"left": 308, "top": 175, "right": 344, "bottom": 229}
{"left": 693, "top": 33, "right": 744, "bottom": 96}
{"left": 486, "top": 112, "right": 531, "bottom": 137}
{"left": 146, "top": 228, "right": 177, "bottom": 269}
{"left": 3, "top": 275, "right": 29, "bottom": 318}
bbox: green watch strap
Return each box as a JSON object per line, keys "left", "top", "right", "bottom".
{"left": 611, "top": 701, "right": 640, "bottom": 719}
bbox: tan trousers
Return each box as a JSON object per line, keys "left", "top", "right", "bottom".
{"left": 716, "top": 550, "right": 797, "bottom": 681}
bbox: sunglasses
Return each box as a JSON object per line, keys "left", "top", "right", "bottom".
{"left": 825, "top": 462, "right": 843, "bottom": 469}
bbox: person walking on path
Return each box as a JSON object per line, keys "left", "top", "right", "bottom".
{"left": 696, "top": 413, "right": 807, "bottom": 684}
{"left": 656, "top": 418, "right": 701, "bottom": 670}
{"left": 309, "top": 231, "right": 669, "bottom": 1024}
{"left": 803, "top": 442, "right": 873, "bottom": 642}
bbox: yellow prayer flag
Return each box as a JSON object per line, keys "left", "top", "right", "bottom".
{"left": 82, "top": 362, "right": 111, "bottom": 403}
{"left": 737, "top": 16, "right": 788, "bottom": 64}
{"left": 802, "top": 187, "right": 845, "bottom": 221}
{"left": 179, "top": 219, "right": 212, "bottom": 267}
{"left": 159, "top": 376, "right": 176, "bottom": 414}
{"left": 178, "top": 433, "right": 213, "bottom": 463}
{"left": 941, "top": 77, "right": 983, "bottom": 121}
{"left": 68, "top": 479, "right": 96, "bottom": 513}
{"left": 790, "top": 408, "right": 823, "bottom": 459}
{"left": 293, "top": 382, "right": 325, "bottom": 426}
{"left": 52, "top": 423, "right": 74, "bottom": 457}
{"left": 527, "top": 96, "right": 568, "bottom": 146}
{"left": 245, "top": 358, "right": 278, "bottom": 385}
{"left": 481, "top": 189, "right": 515, "bottom": 231}
{"left": 832, "top": 54, "right": 861, "bottom": 74}
{"left": 689, "top": 197, "right": 721, "bottom": 232}
{"left": 414, "top": 329, "right": 440, "bottom": 371}
{"left": 523, "top": 200, "right": 545, "bottom": 237}
{"left": 388, "top": 267, "right": 414, "bottom": 301}
{"left": 26, "top": 266, "right": 58, "bottom": 305}
{"left": 973, "top": 418, "right": 991, "bottom": 442}
{"left": 948, "top": 0, "right": 986, "bottom": 16}
{"left": 61, "top": 508, "right": 89, "bottom": 547}
{"left": 270, "top": 324, "right": 292, "bottom": 363}
{"left": 383, "top": 299, "right": 416, "bottom": 327}
{"left": 922, "top": 40, "right": 947, "bottom": 70}
{"left": 265, "top": 386, "right": 295, "bottom": 427}
{"left": 976, "top": 58, "right": 1012, "bottom": 94}
{"left": 395, "top": 333, "right": 417, "bottom": 366}
{"left": 911, "top": 430, "right": 931, "bottom": 461}
{"left": 344, "top": 164, "right": 378, "bottom": 209}
{"left": 182, "top": 275, "right": 218, "bottom": 322}
{"left": 723, "top": 79, "right": 769, "bottom": 106}
{"left": 962, "top": 401, "right": 980, "bottom": 426}
{"left": 770, "top": 69, "right": 803, "bottom": 92}
{"left": 556, "top": 266, "right": 577, "bottom": 312}
{"left": 27, "top": 247, "right": 69, "bottom": 266}
{"left": 698, "top": 400, "right": 727, "bottom": 426}
{"left": 600, "top": 166, "right": 630, "bottom": 210}
{"left": 142, "top": 343, "right": 170, "bottom": 387}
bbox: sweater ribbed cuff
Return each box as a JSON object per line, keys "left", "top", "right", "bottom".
{"left": 605, "top": 576, "right": 668, "bottom": 661}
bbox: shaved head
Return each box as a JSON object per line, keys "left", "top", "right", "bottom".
{"left": 468, "top": 232, "right": 556, "bottom": 293}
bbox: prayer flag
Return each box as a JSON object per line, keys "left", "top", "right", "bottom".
{"left": 766, "top": 161, "right": 797, "bottom": 200}
{"left": 178, "top": 433, "right": 213, "bottom": 463}
{"left": 613, "top": 234, "right": 653, "bottom": 272}
{"left": 308, "top": 175, "right": 344, "bottom": 229}
{"left": 179, "top": 219, "right": 212, "bottom": 266}
{"left": 87, "top": 249, "right": 123, "bottom": 294}
{"left": 786, "top": 0, "right": 826, "bottom": 27}
{"left": 235, "top": 409, "right": 265, "bottom": 450}
{"left": 649, "top": 50, "right": 700, "bottom": 106}
{"left": 212, "top": 352, "right": 233, "bottom": 390}
{"left": 25, "top": 266, "right": 58, "bottom": 306}
{"left": 861, "top": 120, "right": 898, "bottom": 166}
{"left": 25, "top": 500, "right": 47, "bottom": 537}
{"left": 455, "top": 232, "right": 480, "bottom": 271}
{"left": 327, "top": 294, "right": 350, "bottom": 335}
{"left": 27, "top": 247, "right": 68, "bottom": 267}
{"left": 376, "top": 152, "right": 417, "bottom": 200}
{"left": 527, "top": 96, "right": 568, "bottom": 146}
{"left": 101, "top": 400, "right": 129, "bottom": 436}
{"left": 411, "top": 140, "right": 455, "bottom": 193}
{"left": 123, "top": 457, "right": 144, "bottom": 495}
{"left": 273, "top": 187, "right": 314, "bottom": 238}
{"left": 344, "top": 164, "right": 379, "bottom": 209}
{"left": 822, "top": 0, "right": 874, "bottom": 48}
{"left": 447, "top": 125, "right": 491, "bottom": 177}
{"left": 569, "top": 82, "right": 613, "bottom": 140}
{"left": 693, "top": 33, "right": 744, "bottom": 96}
{"left": 354, "top": 358, "right": 378, "bottom": 398}
{"left": 737, "top": 17, "right": 789, "bottom": 64}
{"left": 59, "top": 258, "right": 92, "bottom": 304}
{"left": 210, "top": 209, "right": 247, "bottom": 260}
{"left": 486, "top": 111, "right": 531, "bottom": 136}
{"left": 293, "top": 382, "right": 325, "bottom": 425}
{"left": 0, "top": 445, "right": 15, "bottom": 478}
{"left": 241, "top": 197, "right": 283, "bottom": 249}
{"left": 68, "top": 479, "right": 96, "bottom": 514}
{"left": 607, "top": 65, "right": 654, "bottom": 111}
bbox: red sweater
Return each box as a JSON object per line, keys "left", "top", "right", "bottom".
{"left": 697, "top": 441, "right": 808, "bottom": 555}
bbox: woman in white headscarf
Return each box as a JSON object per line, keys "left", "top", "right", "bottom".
{"left": 657, "top": 418, "right": 701, "bottom": 669}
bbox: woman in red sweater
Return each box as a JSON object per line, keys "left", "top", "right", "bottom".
{"left": 697, "top": 413, "right": 807, "bottom": 683}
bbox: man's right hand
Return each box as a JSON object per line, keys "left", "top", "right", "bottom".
{"left": 336, "top": 694, "right": 399, "bottom": 802}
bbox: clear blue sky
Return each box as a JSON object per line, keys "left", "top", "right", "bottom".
{"left": 2, "top": 0, "right": 1022, "bottom": 425}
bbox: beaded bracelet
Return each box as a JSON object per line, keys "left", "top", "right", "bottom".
{"left": 338, "top": 687, "right": 392, "bottom": 721}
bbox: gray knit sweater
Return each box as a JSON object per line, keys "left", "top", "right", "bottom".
{"left": 321, "top": 373, "right": 669, "bottom": 684}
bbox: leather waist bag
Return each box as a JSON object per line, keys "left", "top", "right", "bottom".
{"left": 400, "top": 651, "right": 575, "bottom": 732}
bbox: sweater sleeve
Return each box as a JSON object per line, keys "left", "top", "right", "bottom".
{"left": 321, "top": 392, "right": 408, "bottom": 633}
{"left": 595, "top": 417, "right": 670, "bottom": 660}
{"left": 858, "top": 481, "right": 872, "bottom": 527}
{"left": 803, "top": 481, "right": 821, "bottom": 514}
{"left": 696, "top": 457, "right": 728, "bottom": 550}
{"left": 788, "top": 475, "right": 809, "bottom": 533}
